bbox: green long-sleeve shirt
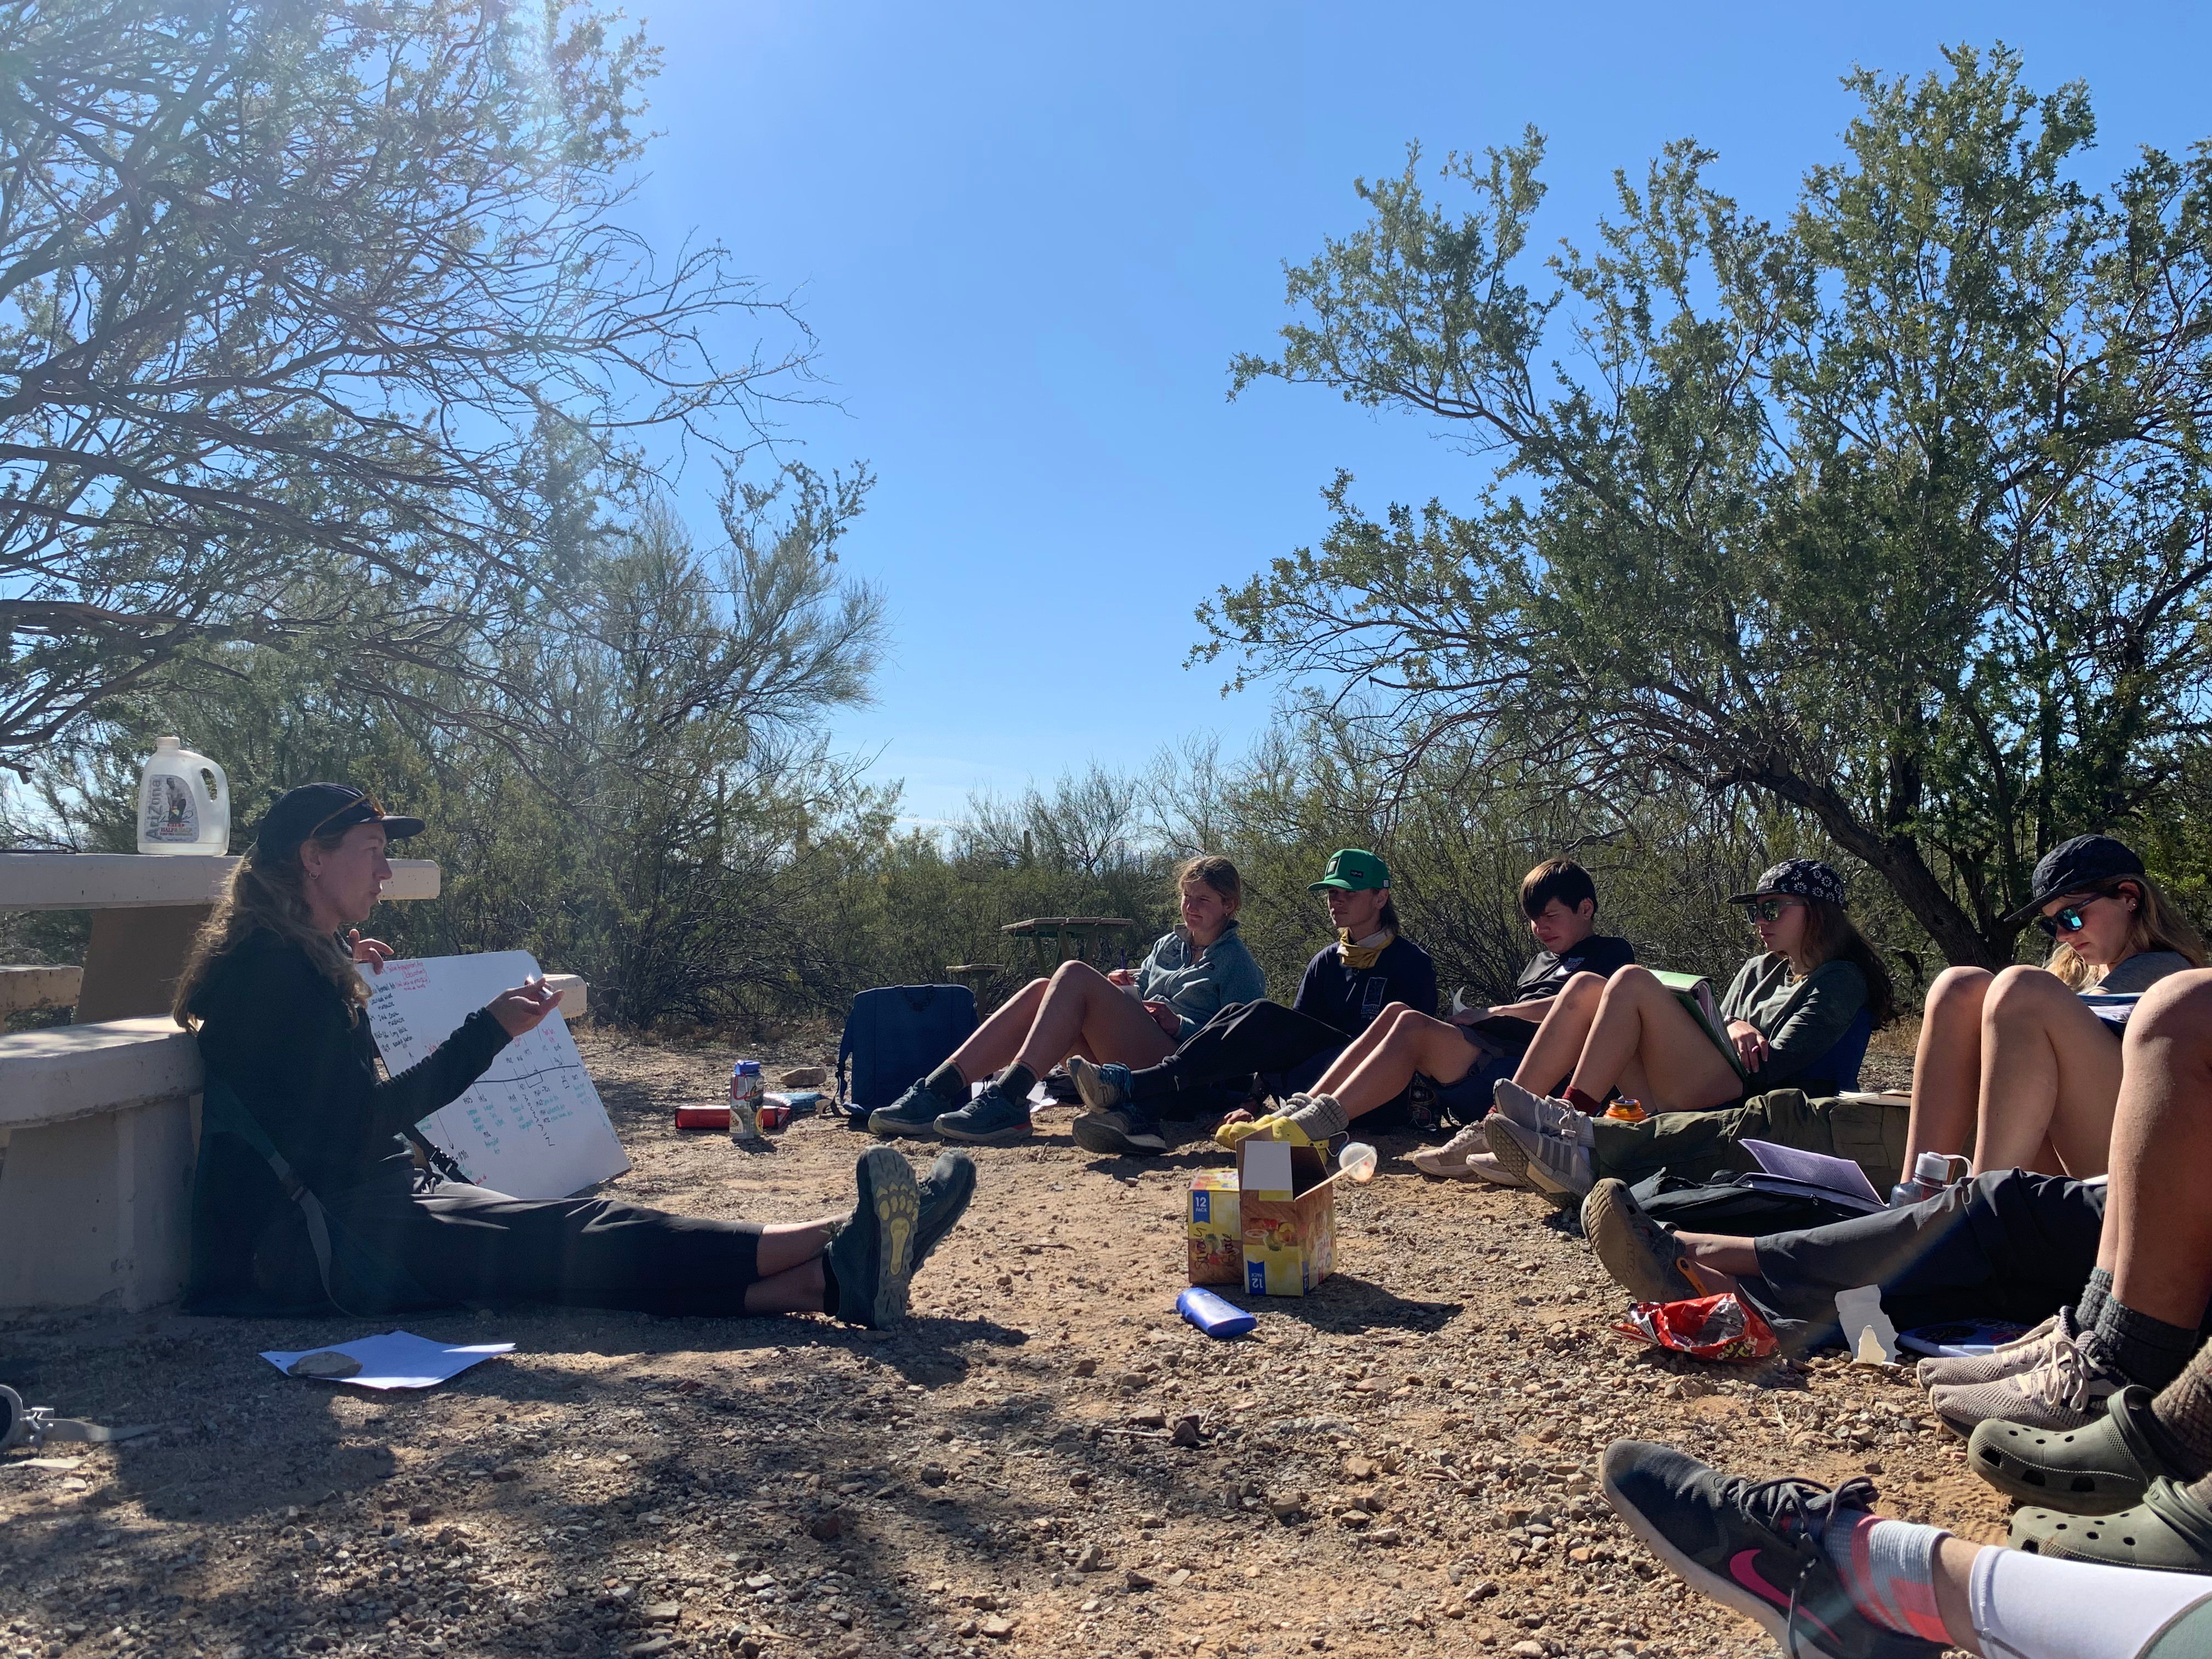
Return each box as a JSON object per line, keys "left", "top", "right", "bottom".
{"left": 1718, "top": 953, "right": 1868, "bottom": 1085}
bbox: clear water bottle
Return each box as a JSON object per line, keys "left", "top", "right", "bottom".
{"left": 136, "top": 737, "right": 229, "bottom": 855}
{"left": 727, "top": 1060, "right": 764, "bottom": 1142}
{"left": 1891, "top": 1149, "right": 1967, "bottom": 1208}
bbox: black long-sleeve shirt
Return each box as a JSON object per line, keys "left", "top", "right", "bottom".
{"left": 184, "top": 929, "right": 509, "bottom": 1309}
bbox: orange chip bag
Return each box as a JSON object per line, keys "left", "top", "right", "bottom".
{"left": 1613, "top": 1293, "right": 1779, "bottom": 1364}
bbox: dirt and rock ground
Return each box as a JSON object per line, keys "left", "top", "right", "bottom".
{"left": 0, "top": 1020, "right": 2013, "bottom": 1659}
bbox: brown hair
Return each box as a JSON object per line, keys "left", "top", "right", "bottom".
{"left": 1520, "top": 857, "right": 1598, "bottom": 919}
{"left": 1173, "top": 855, "right": 1244, "bottom": 918}
{"left": 171, "top": 829, "right": 366, "bottom": 1027}
{"left": 1797, "top": 898, "right": 1898, "bottom": 1027}
{"left": 2046, "top": 874, "right": 2207, "bottom": 990}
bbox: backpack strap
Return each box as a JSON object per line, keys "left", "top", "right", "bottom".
{"left": 199, "top": 1076, "right": 435, "bottom": 1316}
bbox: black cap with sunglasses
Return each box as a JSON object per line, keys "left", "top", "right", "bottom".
{"left": 2004, "top": 834, "right": 2145, "bottom": 927}
{"left": 254, "top": 783, "right": 424, "bottom": 866}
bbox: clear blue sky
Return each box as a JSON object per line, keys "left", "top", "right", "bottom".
{"left": 623, "top": 2, "right": 2212, "bottom": 825}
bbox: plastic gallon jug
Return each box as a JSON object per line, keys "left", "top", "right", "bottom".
{"left": 136, "top": 737, "right": 229, "bottom": 854}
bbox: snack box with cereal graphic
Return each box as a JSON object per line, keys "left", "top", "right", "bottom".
{"left": 1187, "top": 1169, "right": 1243, "bottom": 1286}
{"left": 1237, "top": 1137, "right": 1336, "bottom": 1296}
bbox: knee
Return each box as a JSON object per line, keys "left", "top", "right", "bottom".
{"left": 2126, "top": 968, "right": 2212, "bottom": 1049}
{"left": 1376, "top": 1000, "right": 1417, "bottom": 1026}
{"left": 1601, "top": 964, "right": 1657, "bottom": 1001}
{"left": 1984, "top": 964, "right": 2069, "bottom": 1025}
{"left": 1050, "top": 959, "right": 1108, "bottom": 988}
{"left": 1924, "top": 964, "right": 1993, "bottom": 1018}
{"left": 1560, "top": 970, "right": 1608, "bottom": 1005}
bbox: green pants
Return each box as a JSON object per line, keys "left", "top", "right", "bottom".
{"left": 1587, "top": 1088, "right": 1909, "bottom": 1195}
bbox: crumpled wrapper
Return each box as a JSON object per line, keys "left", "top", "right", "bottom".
{"left": 1613, "top": 1293, "right": 1779, "bottom": 1364}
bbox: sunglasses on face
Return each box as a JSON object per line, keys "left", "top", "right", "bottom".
{"left": 2034, "top": 897, "right": 2102, "bottom": 939}
{"left": 1745, "top": 898, "right": 1803, "bottom": 923}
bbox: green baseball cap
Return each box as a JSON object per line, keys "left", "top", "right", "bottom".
{"left": 1308, "top": 848, "right": 1391, "bottom": 892}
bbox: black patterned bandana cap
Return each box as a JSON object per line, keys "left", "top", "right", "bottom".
{"left": 1728, "top": 859, "right": 1846, "bottom": 909}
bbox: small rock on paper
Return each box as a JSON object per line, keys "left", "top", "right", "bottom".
{"left": 261, "top": 1330, "right": 515, "bottom": 1390}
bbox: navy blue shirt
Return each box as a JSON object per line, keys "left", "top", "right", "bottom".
{"left": 1293, "top": 935, "right": 1438, "bottom": 1040}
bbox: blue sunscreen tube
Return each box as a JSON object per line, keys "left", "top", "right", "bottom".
{"left": 1177, "top": 1286, "right": 1257, "bottom": 1338}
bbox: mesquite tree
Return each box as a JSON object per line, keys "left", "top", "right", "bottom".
{"left": 0, "top": 0, "right": 806, "bottom": 773}
{"left": 1209, "top": 46, "right": 2212, "bottom": 967}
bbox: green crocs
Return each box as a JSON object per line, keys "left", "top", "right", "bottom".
{"left": 1970, "top": 1385, "right": 2174, "bottom": 1514}
{"left": 2012, "top": 1475, "right": 2212, "bottom": 1572}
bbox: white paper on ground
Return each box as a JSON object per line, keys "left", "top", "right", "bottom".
{"left": 364, "top": 950, "right": 628, "bottom": 1198}
{"left": 259, "top": 1331, "right": 515, "bottom": 1391}
{"left": 967, "top": 1079, "right": 1054, "bottom": 1105}
{"left": 1741, "top": 1138, "right": 1886, "bottom": 1207}
{"left": 1836, "top": 1285, "right": 1900, "bottom": 1364}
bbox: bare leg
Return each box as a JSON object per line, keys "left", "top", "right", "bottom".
{"left": 944, "top": 977, "right": 1050, "bottom": 1081}
{"left": 1972, "top": 966, "right": 2125, "bottom": 1177}
{"left": 1565, "top": 966, "right": 1743, "bottom": 1112}
{"left": 1901, "top": 966, "right": 1993, "bottom": 1166}
{"left": 1009, "top": 960, "right": 1179, "bottom": 1075}
{"left": 1510, "top": 971, "right": 1606, "bottom": 1093}
{"left": 733, "top": 1216, "right": 845, "bottom": 1316}
{"left": 1666, "top": 1228, "right": 1758, "bottom": 1293}
{"left": 1931, "top": 1536, "right": 1985, "bottom": 1658}
{"left": 2101, "top": 969, "right": 2212, "bottom": 1328}
{"left": 1308, "top": 1005, "right": 1476, "bottom": 1120}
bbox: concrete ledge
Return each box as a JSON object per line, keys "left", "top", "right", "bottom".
{"left": 0, "top": 1017, "right": 202, "bottom": 1130}
{"left": 0, "top": 964, "right": 82, "bottom": 1014}
{"left": 0, "top": 853, "right": 439, "bottom": 911}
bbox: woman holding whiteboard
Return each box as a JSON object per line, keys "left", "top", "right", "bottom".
{"left": 174, "top": 783, "right": 970, "bottom": 1327}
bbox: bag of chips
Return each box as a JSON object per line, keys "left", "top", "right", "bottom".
{"left": 1613, "top": 1293, "right": 1779, "bottom": 1364}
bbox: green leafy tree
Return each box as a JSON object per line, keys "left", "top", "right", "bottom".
{"left": 0, "top": 0, "right": 809, "bottom": 774}
{"left": 1210, "top": 46, "right": 2212, "bottom": 967}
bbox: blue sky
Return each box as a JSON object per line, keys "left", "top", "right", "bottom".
{"left": 623, "top": 2, "right": 2212, "bottom": 825}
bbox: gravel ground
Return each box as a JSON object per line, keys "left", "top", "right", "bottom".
{"left": 0, "top": 1018, "right": 2007, "bottom": 1659}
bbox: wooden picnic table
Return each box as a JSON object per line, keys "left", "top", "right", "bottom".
{"left": 997, "top": 916, "right": 1137, "bottom": 974}
{"left": 0, "top": 851, "right": 440, "bottom": 1022}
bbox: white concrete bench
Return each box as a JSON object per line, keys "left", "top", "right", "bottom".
{"left": 0, "top": 1018, "right": 200, "bottom": 1311}
{"left": 0, "top": 973, "right": 589, "bottom": 1311}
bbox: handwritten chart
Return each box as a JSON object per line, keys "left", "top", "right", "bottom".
{"left": 363, "top": 951, "right": 629, "bottom": 1199}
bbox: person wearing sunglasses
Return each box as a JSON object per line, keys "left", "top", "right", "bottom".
{"left": 176, "top": 784, "right": 977, "bottom": 1328}
{"left": 1899, "top": 834, "right": 2204, "bottom": 1182}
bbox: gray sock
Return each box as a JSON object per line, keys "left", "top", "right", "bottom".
{"left": 1282, "top": 1092, "right": 1351, "bottom": 1143}
{"left": 2076, "top": 1267, "right": 2114, "bottom": 1333}
{"left": 924, "top": 1062, "right": 967, "bottom": 1103}
{"left": 2090, "top": 1292, "right": 2201, "bottom": 1392}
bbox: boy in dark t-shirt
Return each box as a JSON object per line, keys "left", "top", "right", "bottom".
{"left": 1457, "top": 861, "right": 1636, "bottom": 1060}
{"left": 1066, "top": 848, "right": 1436, "bottom": 1155}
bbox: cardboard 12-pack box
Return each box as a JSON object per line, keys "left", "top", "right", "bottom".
{"left": 1186, "top": 1169, "right": 1243, "bottom": 1285}
{"left": 1236, "top": 1137, "right": 1336, "bottom": 1297}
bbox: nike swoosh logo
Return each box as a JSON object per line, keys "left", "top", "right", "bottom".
{"left": 1728, "top": 1552, "right": 1846, "bottom": 1646}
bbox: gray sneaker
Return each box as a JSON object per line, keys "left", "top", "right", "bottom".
{"left": 1916, "top": 1312, "right": 2068, "bottom": 1391}
{"left": 1067, "top": 1056, "right": 1129, "bottom": 1113}
{"left": 870, "top": 1077, "right": 955, "bottom": 1140}
{"left": 1929, "top": 1325, "right": 2121, "bottom": 1437}
{"left": 1583, "top": 1178, "right": 1695, "bottom": 1302}
{"left": 933, "top": 1080, "right": 1034, "bottom": 1146}
{"left": 1486, "top": 1115, "right": 1595, "bottom": 1198}
{"left": 1492, "top": 1078, "right": 1595, "bottom": 1147}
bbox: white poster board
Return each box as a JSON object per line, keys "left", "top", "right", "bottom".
{"left": 363, "top": 951, "right": 629, "bottom": 1199}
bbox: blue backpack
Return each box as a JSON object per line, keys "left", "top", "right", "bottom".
{"left": 837, "top": 985, "right": 979, "bottom": 1119}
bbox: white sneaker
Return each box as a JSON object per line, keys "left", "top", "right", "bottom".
{"left": 1492, "top": 1078, "right": 1595, "bottom": 1147}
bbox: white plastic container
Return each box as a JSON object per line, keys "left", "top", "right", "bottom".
{"left": 136, "top": 737, "right": 230, "bottom": 855}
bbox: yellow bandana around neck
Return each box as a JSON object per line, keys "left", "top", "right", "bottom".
{"left": 1338, "top": 929, "right": 1393, "bottom": 971}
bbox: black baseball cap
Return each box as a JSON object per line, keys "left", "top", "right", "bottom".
{"left": 1728, "top": 858, "right": 1847, "bottom": 908}
{"left": 2004, "top": 834, "right": 2145, "bottom": 925}
{"left": 255, "top": 784, "right": 424, "bottom": 864}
